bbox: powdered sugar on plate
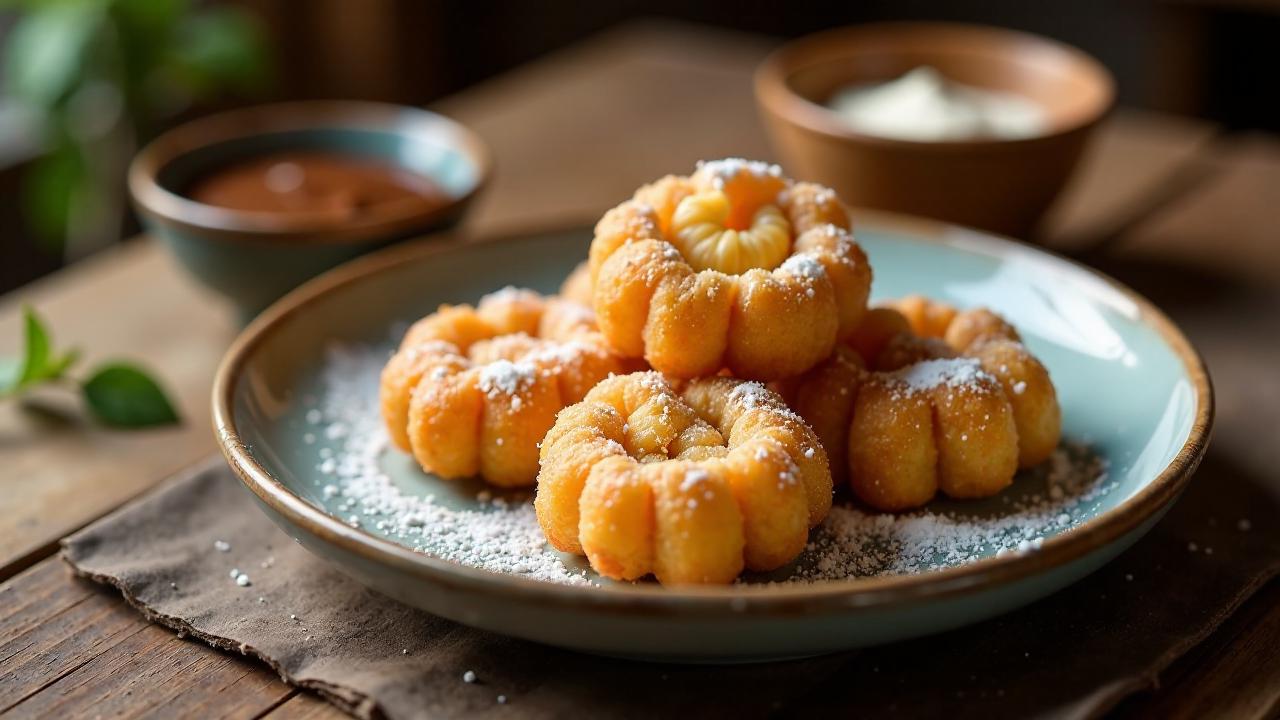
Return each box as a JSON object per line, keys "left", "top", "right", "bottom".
{"left": 309, "top": 343, "right": 593, "bottom": 586}
{"left": 304, "top": 342, "right": 1111, "bottom": 588}
{"left": 763, "top": 444, "right": 1111, "bottom": 584}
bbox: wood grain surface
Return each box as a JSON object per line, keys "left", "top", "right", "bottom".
{"left": 0, "top": 19, "right": 1274, "bottom": 720}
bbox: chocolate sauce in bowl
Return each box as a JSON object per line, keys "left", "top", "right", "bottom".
{"left": 186, "top": 151, "right": 447, "bottom": 219}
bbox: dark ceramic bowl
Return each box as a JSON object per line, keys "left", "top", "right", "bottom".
{"left": 130, "top": 101, "right": 491, "bottom": 321}
{"left": 756, "top": 23, "right": 1114, "bottom": 238}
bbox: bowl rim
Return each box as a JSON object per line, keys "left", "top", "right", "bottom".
{"left": 755, "top": 21, "right": 1117, "bottom": 150}
{"left": 129, "top": 100, "right": 493, "bottom": 244}
{"left": 212, "top": 210, "right": 1212, "bottom": 617}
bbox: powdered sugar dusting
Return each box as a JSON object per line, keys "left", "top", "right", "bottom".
{"left": 311, "top": 344, "right": 592, "bottom": 585}
{"left": 694, "top": 158, "right": 784, "bottom": 190}
{"left": 306, "top": 342, "right": 1110, "bottom": 588}
{"left": 757, "top": 444, "right": 1111, "bottom": 583}
{"left": 477, "top": 359, "right": 536, "bottom": 397}
{"left": 892, "top": 358, "right": 993, "bottom": 392}
{"left": 479, "top": 285, "right": 541, "bottom": 307}
{"left": 779, "top": 253, "right": 826, "bottom": 280}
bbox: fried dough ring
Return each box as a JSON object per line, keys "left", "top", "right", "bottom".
{"left": 535, "top": 372, "right": 831, "bottom": 585}
{"left": 777, "top": 299, "right": 1061, "bottom": 511}
{"left": 589, "top": 160, "right": 872, "bottom": 380}
{"left": 380, "top": 287, "right": 632, "bottom": 487}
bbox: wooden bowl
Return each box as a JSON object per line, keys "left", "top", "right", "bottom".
{"left": 130, "top": 101, "right": 491, "bottom": 322}
{"left": 756, "top": 23, "right": 1114, "bottom": 238}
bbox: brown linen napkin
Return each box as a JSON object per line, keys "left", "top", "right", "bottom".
{"left": 62, "top": 452, "right": 1278, "bottom": 720}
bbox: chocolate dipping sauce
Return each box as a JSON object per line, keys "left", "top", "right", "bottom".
{"left": 186, "top": 152, "right": 447, "bottom": 219}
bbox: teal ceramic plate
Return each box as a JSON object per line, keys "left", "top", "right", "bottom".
{"left": 214, "top": 212, "right": 1211, "bottom": 662}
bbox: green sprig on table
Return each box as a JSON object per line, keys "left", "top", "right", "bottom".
{"left": 1, "top": 306, "right": 179, "bottom": 428}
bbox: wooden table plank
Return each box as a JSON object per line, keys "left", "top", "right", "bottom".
{"left": 265, "top": 693, "right": 349, "bottom": 720}
{"left": 0, "top": 562, "right": 154, "bottom": 711}
{"left": 3, "top": 624, "right": 294, "bottom": 720}
{"left": 1112, "top": 132, "right": 1280, "bottom": 282}
{"left": 0, "top": 562, "right": 294, "bottom": 719}
{"left": 1037, "top": 110, "right": 1219, "bottom": 250}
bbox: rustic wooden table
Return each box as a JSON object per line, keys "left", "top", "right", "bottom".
{"left": 1, "top": 21, "right": 1276, "bottom": 719}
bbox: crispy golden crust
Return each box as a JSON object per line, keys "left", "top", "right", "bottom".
{"left": 588, "top": 161, "right": 871, "bottom": 380}
{"left": 534, "top": 372, "right": 831, "bottom": 585}
{"left": 776, "top": 298, "right": 1061, "bottom": 511}
{"left": 558, "top": 261, "right": 595, "bottom": 307}
{"left": 886, "top": 297, "right": 1061, "bottom": 469}
{"left": 380, "top": 288, "right": 631, "bottom": 488}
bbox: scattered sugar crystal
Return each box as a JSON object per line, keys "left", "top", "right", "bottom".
{"left": 235, "top": 573, "right": 251, "bottom": 587}
{"left": 1188, "top": 542, "right": 1198, "bottom": 552}
{"left": 497, "top": 695, "right": 508, "bottom": 704}
{"left": 463, "top": 670, "right": 477, "bottom": 684}
{"left": 214, "top": 540, "right": 231, "bottom": 552}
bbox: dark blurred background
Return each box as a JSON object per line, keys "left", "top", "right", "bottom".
{"left": 1, "top": 0, "right": 1276, "bottom": 295}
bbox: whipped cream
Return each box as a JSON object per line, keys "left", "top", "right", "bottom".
{"left": 828, "top": 67, "right": 1046, "bottom": 141}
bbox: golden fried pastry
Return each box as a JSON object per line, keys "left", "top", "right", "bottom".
{"left": 776, "top": 299, "right": 1060, "bottom": 511}
{"left": 381, "top": 287, "right": 632, "bottom": 487}
{"left": 535, "top": 372, "right": 831, "bottom": 585}
{"left": 588, "top": 159, "right": 872, "bottom": 380}
{"left": 559, "top": 261, "right": 594, "bottom": 307}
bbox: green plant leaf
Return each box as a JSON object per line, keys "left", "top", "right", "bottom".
{"left": 48, "top": 347, "right": 82, "bottom": 378}
{"left": 4, "top": 2, "right": 103, "bottom": 109}
{"left": 18, "top": 305, "right": 52, "bottom": 386}
{"left": 171, "top": 7, "right": 270, "bottom": 96}
{"left": 81, "top": 362, "right": 180, "bottom": 428}
{"left": 3, "top": 306, "right": 78, "bottom": 397}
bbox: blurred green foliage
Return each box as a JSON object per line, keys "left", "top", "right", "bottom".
{"left": 2, "top": 0, "right": 271, "bottom": 253}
